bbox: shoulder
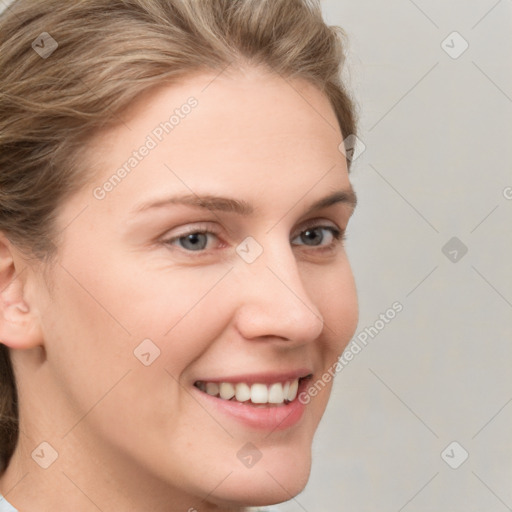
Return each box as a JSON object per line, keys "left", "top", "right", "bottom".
{"left": 0, "top": 496, "right": 17, "bottom": 512}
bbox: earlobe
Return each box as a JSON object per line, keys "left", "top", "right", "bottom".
{"left": 0, "top": 234, "right": 44, "bottom": 350}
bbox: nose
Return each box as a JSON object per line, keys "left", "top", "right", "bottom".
{"left": 232, "top": 239, "right": 325, "bottom": 346}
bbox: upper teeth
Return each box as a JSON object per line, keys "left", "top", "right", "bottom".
{"left": 197, "top": 379, "right": 300, "bottom": 405}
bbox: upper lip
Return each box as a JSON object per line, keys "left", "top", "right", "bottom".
{"left": 194, "top": 369, "right": 313, "bottom": 385}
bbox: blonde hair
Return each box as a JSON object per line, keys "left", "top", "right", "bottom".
{"left": 0, "top": 0, "right": 357, "bottom": 471}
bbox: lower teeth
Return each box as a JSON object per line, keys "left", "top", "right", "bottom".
{"left": 232, "top": 398, "right": 291, "bottom": 406}
{"left": 196, "top": 389, "right": 292, "bottom": 406}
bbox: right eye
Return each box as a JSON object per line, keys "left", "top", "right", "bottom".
{"left": 161, "top": 226, "right": 224, "bottom": 254}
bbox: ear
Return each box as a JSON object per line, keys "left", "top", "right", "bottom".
{"left": 0, "top": 233, "right": 44, "bottom": 349}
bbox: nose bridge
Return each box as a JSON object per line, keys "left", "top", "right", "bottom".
{"left": 233, "top": 235, "right": 324, "bottom": 343}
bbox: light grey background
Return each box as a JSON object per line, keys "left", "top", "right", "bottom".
{"left": 278, "top": 1, "right": 512, "bottom": 511}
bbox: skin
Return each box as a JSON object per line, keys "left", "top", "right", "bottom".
{"left": 0, "top": 66, "right": 358, "bottom": 511}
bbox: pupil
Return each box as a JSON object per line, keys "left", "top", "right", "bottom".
{"left": 303, "top": 228, "right": 322, "bottom": 246}
{"left": 181, "top": 233, "right": 207, "bottom": 250}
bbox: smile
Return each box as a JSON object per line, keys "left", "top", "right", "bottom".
{"left": 194, "top": 378, "right": 304, "bottom": 406}
{"left": 192, "top": 371, "right": 313, "bottom": 430}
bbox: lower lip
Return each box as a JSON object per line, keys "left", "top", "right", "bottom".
{"left": 192, "top": 380, "right": 309, "bottom": 431}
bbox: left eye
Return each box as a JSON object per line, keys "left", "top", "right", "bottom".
{"left": 165, "top": 225, "right": 343, "bottom": 253}
{"left": 291, "top": 226, "right": 342, "bottom": 247}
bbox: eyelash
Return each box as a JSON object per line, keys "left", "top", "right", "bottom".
{"left": 161, "top": 223, "right": 346, "bottom": 256}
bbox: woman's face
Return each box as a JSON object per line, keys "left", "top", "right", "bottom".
{"left": 32, "top": 67, "right": 358, "bottom": 508}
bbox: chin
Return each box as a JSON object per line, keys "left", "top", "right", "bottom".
{"left": 206, "top": 444, "right": 312, "bottom": 508}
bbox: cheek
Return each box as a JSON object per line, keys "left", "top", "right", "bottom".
{"left": 40, "top": 257, "right": 235, "bottom": 459}
{"left": 107, "top": 262, "right": 234, "bottom": 363}
{"left": 307, "top": 257, "right": 359, "bottom": 352}
{"left": 42, "top": 243, "right": 227, "bottom": 378}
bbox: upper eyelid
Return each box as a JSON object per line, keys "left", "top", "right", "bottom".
{"left": 164, "top": 224, "right": 343, "bottom": 251}
{"left": 164, "top": 220, "right": 342, "bottom": 241}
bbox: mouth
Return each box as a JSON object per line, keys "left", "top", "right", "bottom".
{"left": 191, "top": 371, "right": 313, "bottom": 431}
{"left": 193, "top": 375, "right": 312, "bottom": 407}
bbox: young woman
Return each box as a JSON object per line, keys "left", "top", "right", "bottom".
{"left": 0, "top": 0, "right": 358, "bottom": 510}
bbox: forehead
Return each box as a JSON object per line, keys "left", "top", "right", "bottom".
{"left": 91, "top": 66, "right": 341, "bottom": 155}
{"left": 78, "top": 67, "right": 349, "bottom": 217}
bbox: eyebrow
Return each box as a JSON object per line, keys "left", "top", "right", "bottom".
{"left": 130, "top": 188, "right": 357, "bottom": 217}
